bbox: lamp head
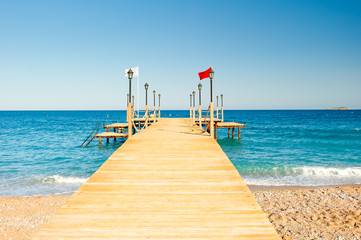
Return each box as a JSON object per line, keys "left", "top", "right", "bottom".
{"left": 192, "top": 91, "right": 195, "bottom": 96}
{"left": 127, "top": 68, "right": 134, "bottom": 80}
{"left": 153, "top": 90, "right": 156, "bottom": 95}
{"left": 209, "top": 68, "right": 214, "bottom": 80}
{"left": 198, "top": 83, "right": 202, "bottom": 90}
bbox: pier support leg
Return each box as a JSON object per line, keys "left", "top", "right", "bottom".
{"left": 199, "top": 106, "right": 202, "bottom": 128}
{"left": 228, "top": 128, "right": 230, "bottom": 138}
{"left": 215, "top": 123, "right": 217, "bottom": 140}
{"left": 98, "top": 137, "right": 102, "bottom": 147}
{"left": 238, "top": 127, "right": 241, "bottom": 141}
{"left": 106, "top": 137, "right": 109, "bottom": 144}
{"left": 128, "top": 102, "right": 132, "bottom": 138}
{"left": 232, "top": 127, "right": 235, "bottom": 139}
{"left": 114, "top": 128, "right": 116, "bottom": 142}
{"left": 210, "top": 102, "right": 214, "bottom": 138}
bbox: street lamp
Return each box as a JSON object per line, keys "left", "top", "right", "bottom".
{"left": 198, "top": 83, "right": 202, "bottom": 127}
{"left": 198, "top": 83, "right": 202, "bottom": 106}
{"left": 209, "top": 68, "right": 214, "bottom": 102}
{"left": 144, "top": 83, "right": 149, "bottom": 106}
{"left": 190, "top": 93, "right": 192, "bottom": 119}
{"left": 221, "top": 94, "right": 224, "bottom": 122}
{"left": 208, "top": 68, "right": 215, "bottom": 138}
{"left": 192, "top": 91, "right": 196, "bottom": 125}
{"left": 192, "top": 91, "right": 195, "bottom": 108}
{"left": 127, "top": 68, "right": 133, "bottom": 104}
{"left": 153, "top": 90, "right": 156, "bottom": 107}
{"left": 158, "top": 93, "right": 161, "bottom": 118}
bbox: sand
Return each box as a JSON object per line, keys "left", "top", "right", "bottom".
{"left": 253, "top": 186, "right": 361, "bottom": 239}
{"left": 1, "top": 187, "right": 360, "bottom": 240}
{"left": 0, "top": 196, "right": 68, "bottom": 240}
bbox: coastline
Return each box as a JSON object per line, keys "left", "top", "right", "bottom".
{"left": 1, "top": 186, "right": 360, "bottom": 239}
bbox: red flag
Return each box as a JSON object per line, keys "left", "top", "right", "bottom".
{"left": 198, "top": 67, "right": 212, "bottom": 80}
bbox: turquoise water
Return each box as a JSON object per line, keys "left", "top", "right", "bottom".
{"left": 0, "top": 110, "right": 360, "bottom": 197}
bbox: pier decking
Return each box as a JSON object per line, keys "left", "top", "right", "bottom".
{"left": 34, "top": 118, "right": 279, "bottom": 239}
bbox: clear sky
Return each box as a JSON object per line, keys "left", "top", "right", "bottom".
{"left": 1, "top": 0, "right": 360, "bottom": 110}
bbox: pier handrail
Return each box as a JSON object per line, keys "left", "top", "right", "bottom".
{"left": 81, "top": 123, "right": 101, "bottom": 147}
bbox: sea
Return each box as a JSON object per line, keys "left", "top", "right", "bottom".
{"left": 0, "top": 110, "right": 360, "bottom": 197}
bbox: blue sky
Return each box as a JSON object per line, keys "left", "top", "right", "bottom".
{"left": 1, "top": 0, "right": 360, "bottom": 110}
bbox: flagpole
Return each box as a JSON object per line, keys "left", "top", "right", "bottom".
{"left": 137, "top": 67, "right": 139, "bottom": 117}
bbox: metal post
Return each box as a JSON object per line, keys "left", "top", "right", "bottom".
{"left": 198, "top": 83, "right": 202, "bottom": 127}
{"left": 216, "top": 96, "right": 219, "bottom": 119}
{"left": 158, "top": 94, "right": 161, "bottom": 118}
{"left": 221, "top": 94, "right": 224, "bottom": 122}
{"left": 192, "top": 91, "right": 195, "bottom": 125}
{"left": 190, "top": 94, "right": 192, "bottom": 119}
{"left": 209, "top": 68, "right": 214, "bottom": 138}
{"left": 153, "top": 90, "right": 156, "bottom": 120}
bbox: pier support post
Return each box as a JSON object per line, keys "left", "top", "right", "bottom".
{"left": 215, "top": 122, "right": 217, "bottom": 140}
{"left": 221, "top": 107, "right": 224, "bottom": 122}
{"left": 198, "top": 105, "right": 202, "bottom": 128}
{"left": 210, "top": 102, "right": 214, "bottom": 138}
{"left": 228, "top": 128, "right": 230, "bottom": 138}
{"left": 127, "top": 102, "right": 132, "bottom": 138}
{"left": 192, "top": 107, "right": 196, "bottom": 125}
{"left": 145, "top": 105, "right": 148, "bottom": 128}
{"left": 232, "top": 127, "right": 235, "bottom": 139}
{"left": 238, "top": 126, "right": 241, "bottom": 141}
{"left": 98, "top": 137, "right": 102, "bottom": 147}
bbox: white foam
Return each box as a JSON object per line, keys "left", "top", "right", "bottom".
{"left": 243, "top": 166, "right": 361, "bottom": 186}
{"left": 42, "top": 175, "right": 88, "bottom": 184}
{"left": 294, "top": 166, "right": 361, "bottom": 177}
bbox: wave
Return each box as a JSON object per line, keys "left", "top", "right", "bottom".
{"left": 42, "top": 175, "right": 88, "bottom": 184}
{"left": 294, "top": 166, "right": 361, "bottom": 177}
{"left": 243, "top": 166, "right": 361, "bottom": 186}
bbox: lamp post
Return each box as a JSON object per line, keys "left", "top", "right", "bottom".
{"left": 209, "top": 68, "right": 215, "bottom": 138}
{"left": 189, "top": 94, "right": 192, "bottom": 119}
{"left": 198, "top": 83, "right": 202, "bottom": 127}
{"left": 221, "top": 94, "right": 224, "bottom": 122}
{"left": 128, "top": 69, "right": 133, "bottom": 103}
{"left": 127, "top": 68, "right": 134, "bottom": 138}
{"left": 216, "top": 95, "right": 219, "bottom": 119}
{"left": 145, "top": 83, "right": 149, "bottom": 106}
{"left": 192, "top": 91, "right": 196, "bottom": 125}
{"left": 153, "top": 90, "right": 156, "bottom": 120}
{"left": 158, "top": 93, "right": 161, "bottom": 118}
{"left": 132, "top": 95, "right": 135, "bottom": 106}
{"left": 144, "top": 83, "right": 149, "bottom": 127}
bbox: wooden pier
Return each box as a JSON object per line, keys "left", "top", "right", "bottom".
{"left": 34, "top": 118, "right": 279, "bottom": 239}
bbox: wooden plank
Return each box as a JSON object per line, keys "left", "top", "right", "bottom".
{"left": 33, "top": 118, "right": 279, "bottom": 239}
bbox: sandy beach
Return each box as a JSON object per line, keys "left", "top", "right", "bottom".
{"left": 1, "top": 186, "right": 360, "bottom": 240}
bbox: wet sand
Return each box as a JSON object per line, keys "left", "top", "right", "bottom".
{"left": 1, "top": 186, "right": 361, "bottom": 239}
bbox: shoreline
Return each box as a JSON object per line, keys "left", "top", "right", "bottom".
{"left": 1, "top": 186, "right": 360, "bottom": 239}
{"left": 248, "top": 182, "right": 361, "bottom": 191}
